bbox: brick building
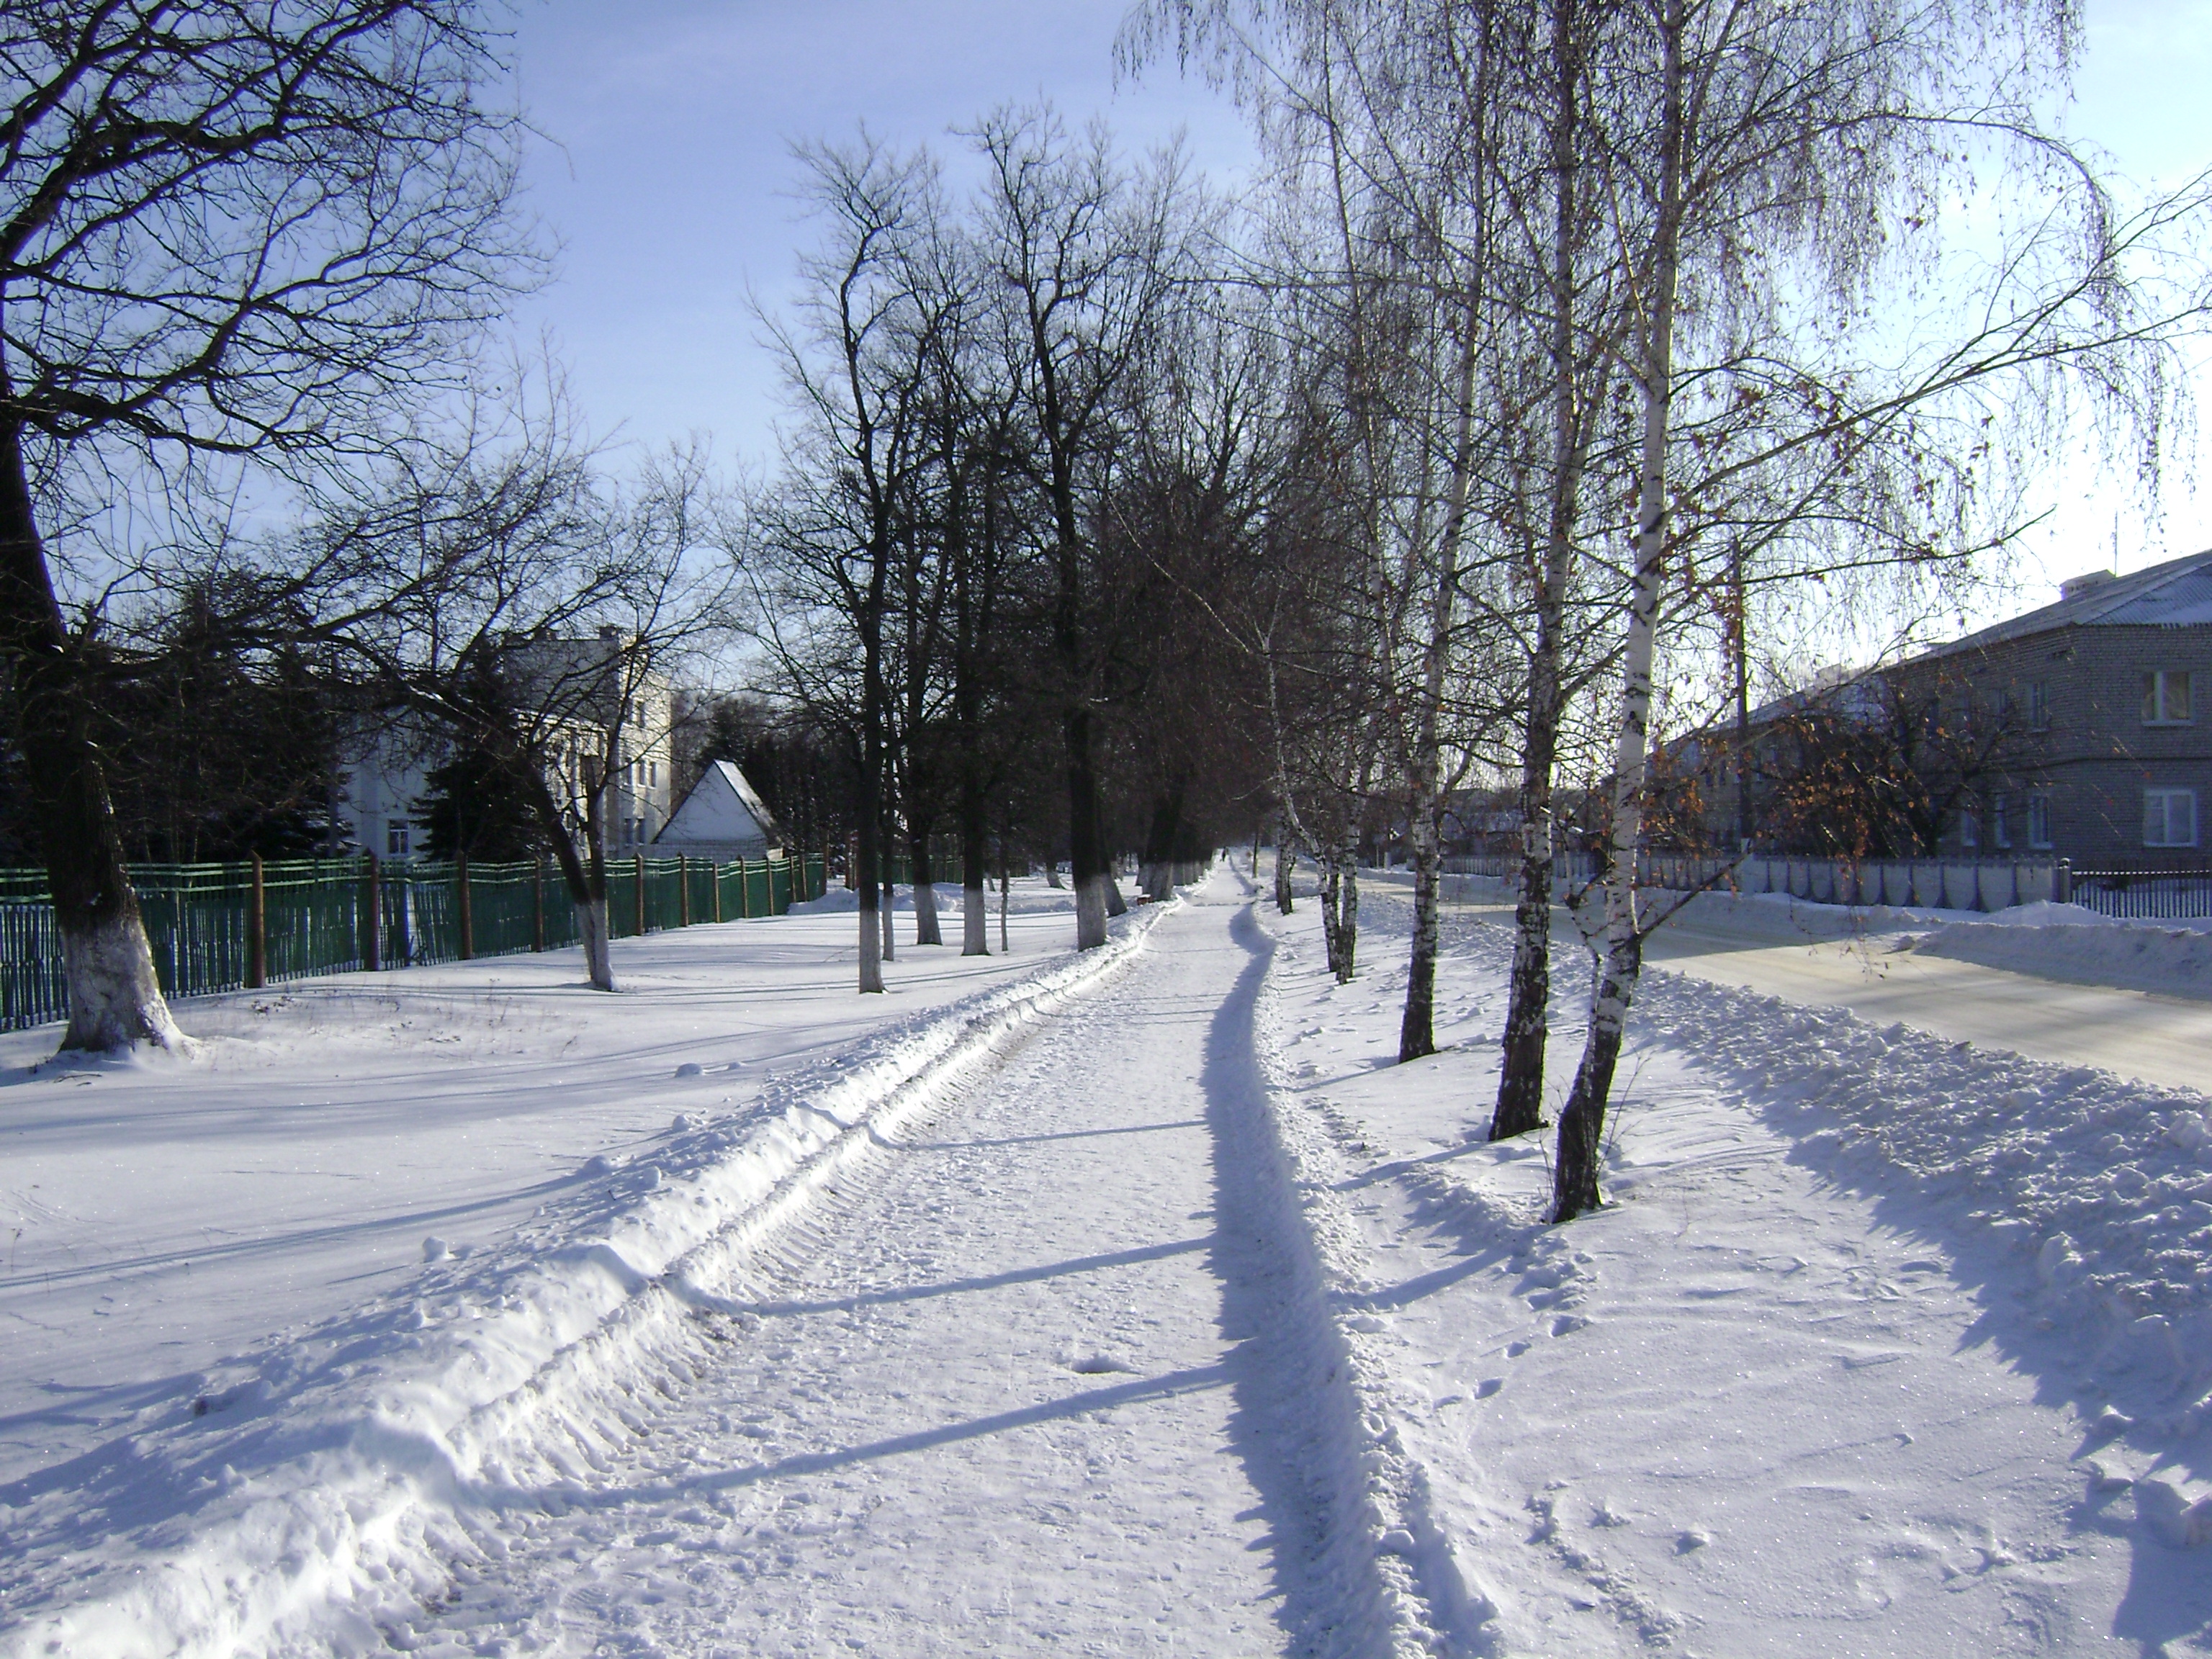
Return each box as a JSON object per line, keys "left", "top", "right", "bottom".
{"left": 1905, "top": 551, "right": 2211, "bottom": 867}
{"left": 1671, "top": 549, "right": 2212, "bottom": 868}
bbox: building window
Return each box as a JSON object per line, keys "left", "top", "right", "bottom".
{"left": 648, "top": 759, "right": 657, "bottom": 787}
{"left": 2026, "top": 680, "right": 2050, "bottom": 730}
{"left": 1959, "top": 799, "right": 1980, "bottom": 850}
{"left": 387, "top": 819, "right": 411, "bottom": 858}
{"left": 2142, "top": 670, "right": 2193, "bottom": 725}
{"left": 2144, "top": 788, "right": 2198, "bottom": 848}
{"left": 2027, "top": 792, "right": 2053, "bottom": 849}
{"left": 1990, "top": 793, "right": 2010, "bottom": 850}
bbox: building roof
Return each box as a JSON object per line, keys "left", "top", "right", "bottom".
{"left": 1928, "top": 547, "right": 2212, "bottom": 657}
{"left": 656, "top": 760, "right": 781, "bottom": 853}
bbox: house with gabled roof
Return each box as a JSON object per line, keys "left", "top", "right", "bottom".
{"left": 653, "top": 760, "right": 783, "bottom": 862}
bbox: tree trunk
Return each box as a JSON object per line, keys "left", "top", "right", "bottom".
{"left": 0, "top": 415, "right": 186, "bottom": 1052}
{"left": 960, "top": 755, "right": 990, "bottom": 955}
{"left": 1321, "top": 858, "right": 1342, "bottom": 977}
{"left": 1400, "top": 807, "right": 1442, "bottom": 1061}
{"left": 854, "top": 732, "right": 885, "bottom": 994}
{"left": 1492, "top": 0, "right": 1588, "bottom": 1141}
{"left": 1273, "top": 837, "right": 1295, "bottom": 914}
{"left": 911, "top": 826, "right": 943, "bottom": 945}
{"left": 1318, "top": 858, "right": 1354, "bottom": 986}
{"left": 525, "top": 750, "right": 618, "bottom": 992}
{"left": 1398, "top": 302, "right": 1478, "bottom": 1065}
{"left": 1553, "top": 0, "right": 1682, "bottom": 1225}
{"left": 1066, "top": 706, "right": 1109, "bottom": 950}
{"left": 961, "top": 832, "right": 989, "bottom": 957}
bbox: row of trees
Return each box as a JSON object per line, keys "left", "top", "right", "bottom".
{"left": 4, "top": 1, "right": 2206, "bottom": 1238}
{"left": 1100, "top": 0, "right": 2205, "bottom": 1221}
{"left": 739, "top": 0, "right": 2203, "bottom": 1222}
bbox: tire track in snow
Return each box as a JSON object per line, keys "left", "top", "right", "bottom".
{"left": 388, "top": 879, "right": 1416, "bottom": 1656}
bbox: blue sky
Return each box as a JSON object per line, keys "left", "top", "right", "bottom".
{"left": 505, "top": 0, "right": 2212, "bottom": 607}
{"left": 507, "top": 1, "right": 1254, "bottom": 467}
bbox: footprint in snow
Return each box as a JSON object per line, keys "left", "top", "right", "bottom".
{"left": 1066, "top": 1351, "right": 1137, "bottom": 1375}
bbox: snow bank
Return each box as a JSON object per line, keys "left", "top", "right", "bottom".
{"left": 0, "top": 904, "right": 1174, "bottom": 1659}
{"left": 1635, "top": 963, "right": 2212, "bottom": 1469}
{"left": 1910, "top": 908, "right": 2212, "bottom": 999}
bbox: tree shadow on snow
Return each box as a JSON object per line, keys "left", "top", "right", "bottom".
{"left": 1197, "top": 901, "right": 1469, "bottom": 1655}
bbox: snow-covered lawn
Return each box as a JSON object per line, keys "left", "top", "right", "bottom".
{"left": 3, "top": 866, "right": 2208, "bottom": 1655}
{"left": 1369, "top": 868, "right": 2212, "bottom": 1095}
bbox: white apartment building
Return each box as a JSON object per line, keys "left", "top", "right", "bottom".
{"left": 336, "top": 628, "right": 675, "bottom": 860}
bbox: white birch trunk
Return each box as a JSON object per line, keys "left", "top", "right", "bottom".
{"left": 1075, "top": 873, "right": 1110, "bottom": 950}
{"left": 1553, "top": 0, "right": 1682, "bottom": 1223}
{"left": 577, "top": 898, "right": 619, "bottom": 993}
{"left": 58, "top": 910, "right": 191, "bottom": 1053}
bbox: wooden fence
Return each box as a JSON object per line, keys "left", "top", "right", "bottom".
{"left": 0, "top": 850, "right": 827, "bottom": 1034}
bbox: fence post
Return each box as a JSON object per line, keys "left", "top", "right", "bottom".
{"left": 634, "top": 852, "right": 647, "bottom": 935}
{"left": 363, "top": 853, "right": 381, "bottom": 972}
{"left": 712, "top": 860, "right": 724, "bottom": 922}
{"left": 2056, "top": 858, "right": 2072, "bottom": 904}
{"left": 456, "top": 850, "right": 473, "bottom": 961}
{"left": 247, "top": 853, "right": 266, "bottom": 990}
{"left": 679, "top": 855, "right": 691, "bottom": 927}
{"left": 533, "top": 856, "right": 547, "bottom": 951}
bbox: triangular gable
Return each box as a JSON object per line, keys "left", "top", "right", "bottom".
{"left": 659, "top": 760, "right": 781, "bottom": 850}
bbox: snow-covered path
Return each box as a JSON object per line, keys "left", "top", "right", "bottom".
{"left": 395, "top": 880, "right": 1363, "bottom": 1656}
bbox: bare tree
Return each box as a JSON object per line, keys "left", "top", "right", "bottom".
{"left": 971, "top": 104, "right": 1199, "bottom": 950}
{"left": 0, "top": 0, "right": 533, "bottom": 1051}
{"left": 746, "top": 135, "right": 944, "bottom": 993}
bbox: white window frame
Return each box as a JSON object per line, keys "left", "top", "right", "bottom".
{"left": 2027, "top": 791, "right": 2053, "bottom": 850}
{"left": 2144, "top": 787, "right": 2198, "bottom": 848}
{"left": 2142, "top": 669, "right": 2194, "bottom": 726}
{"left": 386, "top": 818, "right": 411, "bottom": 858}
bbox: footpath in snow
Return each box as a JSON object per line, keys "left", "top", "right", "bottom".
{"left": 0, "top": 882, "right": 1199, "bottom": 1653}
{"left": 1258, "top": 881, "right": 2212, "bottom": 1654}
{"left": 385, "top": 873, "right": 1408, "bottom": 1655}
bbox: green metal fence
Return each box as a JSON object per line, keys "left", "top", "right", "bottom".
{"left": 0, "top": 850, "right": 828, "bottom": 1033}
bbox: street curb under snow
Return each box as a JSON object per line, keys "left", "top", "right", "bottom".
{"left": 0, "top": 902, "right": 1175, "bottom": 1659}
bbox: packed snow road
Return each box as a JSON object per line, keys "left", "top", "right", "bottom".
{"left": 395, "top": 878, "right": 1371, "bottom": 1657}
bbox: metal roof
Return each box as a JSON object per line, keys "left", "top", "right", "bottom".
{"left": 1929, "top": 547, "right": 2212, "bottom": 656}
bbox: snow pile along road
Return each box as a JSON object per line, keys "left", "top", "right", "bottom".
{"left": 1635, "top": 966, "right": 2212, "bottom": 1525}
{"left": 1907, "top": 902, "right": 2212, "bottom": 999}
{"left": 0, "top": 902, "right": 1173, "bottom": 1659}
